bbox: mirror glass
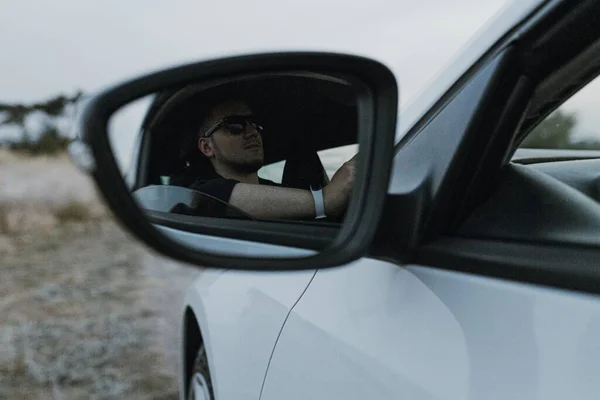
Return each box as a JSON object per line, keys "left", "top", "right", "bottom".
{"left": 108, "top": 71, "right": 361, "bottom": 256}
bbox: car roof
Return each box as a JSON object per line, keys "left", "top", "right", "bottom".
{"left": 396, "top": 0, "right": 547, "bottom": 144}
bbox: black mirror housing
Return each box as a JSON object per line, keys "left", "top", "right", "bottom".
{"left": 73, "top": 52, "right": 398, "bottom": 271}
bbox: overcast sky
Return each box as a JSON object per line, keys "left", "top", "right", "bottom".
{"left": 1, "top": 0, "right": 509, "bottom": 104}
{"left": 2, "top": 0, "right": 599, "bottom": 146}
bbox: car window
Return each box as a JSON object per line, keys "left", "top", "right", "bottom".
{"left": 319, "top": 144, "right": 358, "bottom": 179}
{"left": 258, "top": 160, "right": 286, "bottom": 184}
{"left": 518, "top": 75, "right": 600, "bottom": 151}
{"left": 257, "top": 144, "right": 358, "bottom": 184}
{"left": 108, "top": 95, "right": 154, "bottom": 177}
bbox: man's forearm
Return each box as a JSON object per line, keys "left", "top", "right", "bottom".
{"left": 229, "top": 183, "right": 317, "bottom": 219}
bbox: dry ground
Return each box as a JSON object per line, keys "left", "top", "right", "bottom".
{"left": 0, "top": 150, "right": 201, "bottom": 399}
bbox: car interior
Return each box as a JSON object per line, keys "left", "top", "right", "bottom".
{"left": 372, "top": 8, "right": 600, "bottom": 269}
{"left": 130, "top": 72, "right": 359, "bottom": 223}
{"left": 458, "top": 37, "right": 600, "bottom": 248}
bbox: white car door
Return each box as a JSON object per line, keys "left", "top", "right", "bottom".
{"left": 185, "top": 267, "right": 318, "bottom": 400}
{"left": 261, "top": 2, "right": 600, "bottom": 396}
{"left": 260, "top": 259, "right": 470, "bottom": 400}
{"left": 260, "top": 259, "right": 600, "bottom": 400}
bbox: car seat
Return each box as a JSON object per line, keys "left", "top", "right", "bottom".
{"left": 282, "top": 150, "right": 330, "bottom": 190}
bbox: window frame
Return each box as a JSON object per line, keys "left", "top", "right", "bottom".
{"left": 375, "top": 0, "right": 600, "bottom": 296}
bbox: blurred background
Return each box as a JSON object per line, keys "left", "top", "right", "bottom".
{"left": 5, "top": 1, "right": 599, "bottom": 398}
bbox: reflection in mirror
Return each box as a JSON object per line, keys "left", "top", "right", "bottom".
{"left": 108, "top": 71, "right": 360, "bottom": 253}
{"left": 108, "top": 95, "right": 154, "bottom": 188}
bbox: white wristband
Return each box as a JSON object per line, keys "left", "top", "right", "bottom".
{"left": 310, "top": 187, "right": 327, "bottom": 219}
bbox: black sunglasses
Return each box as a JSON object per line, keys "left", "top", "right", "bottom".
{"left": 201, "top": 115, "right": 263, "bottom": 138}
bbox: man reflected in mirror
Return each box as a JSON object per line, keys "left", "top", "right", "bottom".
{"left": 184, "top": 99, "right": 355, "bottom": 220}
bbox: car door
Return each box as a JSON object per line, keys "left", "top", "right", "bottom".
{"left": 260, "top": 259, "right": 474, "bottom": 399}
{"left": 261, "top": 259, "right": 600, "bottom": 400}
{"left": 261, "top": 2, "right": 600, "bottom": 399}
{"left": 260, "top": 47, "right": 505, "bottom": 400}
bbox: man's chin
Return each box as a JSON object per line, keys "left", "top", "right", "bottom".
{"left": 238, "top": 160, "right": 264, "bottom": 173}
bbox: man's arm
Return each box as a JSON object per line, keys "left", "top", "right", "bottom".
{"left": 229, "top": 184, "right": 318, "bottom": 219}
{"left": 229, "top": 155, "right": 356, "bottom": 220}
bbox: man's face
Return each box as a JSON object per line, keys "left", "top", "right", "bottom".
{"left": 198, "top": 101, "right": 264, "bottom": 173}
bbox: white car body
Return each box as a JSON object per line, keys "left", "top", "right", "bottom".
{"left": 182, "top": 1, "right": 600, "bottom": 399}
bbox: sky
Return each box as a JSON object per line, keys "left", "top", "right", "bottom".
{"left": 3, "top": 0, "right": 599, "bottom": 170}
{"left": 1, "top": 0, "right": 508, "bottom": 103}
{"left": 0, "top": 0, "right": 511, "bottom": 168}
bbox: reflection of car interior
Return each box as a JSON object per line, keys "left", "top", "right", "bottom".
{"left": 131, "top": 73, "right": 358, "bottom": 221}
{"left": 258, "top": 143, "right": 359, "bottom": 184}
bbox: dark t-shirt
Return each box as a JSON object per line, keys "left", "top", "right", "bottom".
{"left": 170, "top": 176, "right": 279, "bottom": 218}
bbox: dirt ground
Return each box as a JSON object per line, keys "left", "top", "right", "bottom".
{"left": 0, "top": 151, "right": 202, "bottom": 399}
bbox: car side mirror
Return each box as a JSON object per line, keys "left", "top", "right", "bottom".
{"left": 70, "top": 52, "right": 398, "bottom": 271}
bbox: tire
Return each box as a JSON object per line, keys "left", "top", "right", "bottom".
{"left": 187, "top": 345, "right": 214, "bottom": 400}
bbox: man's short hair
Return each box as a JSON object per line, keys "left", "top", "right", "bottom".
{"left": 178, "top": 92, "right": 249, "bottom": 164}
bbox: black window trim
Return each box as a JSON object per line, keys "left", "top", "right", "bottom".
{"left": 412, "top": 237, "right": 600, "bottom": 296}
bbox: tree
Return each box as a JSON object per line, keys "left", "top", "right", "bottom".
{"left": 33, "top": 125, "right": 71, "bottom": 155}
{"left": 520, "top": 109, "right": 600, "bottom": 150}
{"left": 1, "top": 92, "right": 82, "bottom": 155}
{"left": 0, "top": 104, "right": 29, "bottom": 125}
{"left": 520, "top": 110, "right": 577, "bottom": 149}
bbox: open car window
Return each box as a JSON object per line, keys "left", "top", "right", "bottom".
{"left": 107, "top": 95, "right": 154, "bottom": 186}
{"left": 463, "top": 71, "right": 600, "bottom": 249}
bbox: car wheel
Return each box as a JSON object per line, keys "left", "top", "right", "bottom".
{"left": 187, "top": 345, "right": 214, "bottom": 400}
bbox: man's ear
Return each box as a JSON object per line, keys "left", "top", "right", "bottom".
{"left": 198, "top": 137, "right": 215, "bottom": 158}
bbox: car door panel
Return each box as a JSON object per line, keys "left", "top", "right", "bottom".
{"left": 185, "top": 268, "right": 316, "bottom": 400}
{"left": 409, "top": 265, "right": 600, "bottom": 400}
{"left": 260, "top": 259, "right": 600, "bottom": 400}
{"left": 260, "top": 260, "right": 469, "bottom": 400}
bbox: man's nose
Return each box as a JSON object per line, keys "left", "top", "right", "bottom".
{"left": 244, "top": 122, "right": 260, "bottom": 138}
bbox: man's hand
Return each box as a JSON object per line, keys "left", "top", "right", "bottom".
{"left": 323, "top": 154, "right": 357, "bottom": 218}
